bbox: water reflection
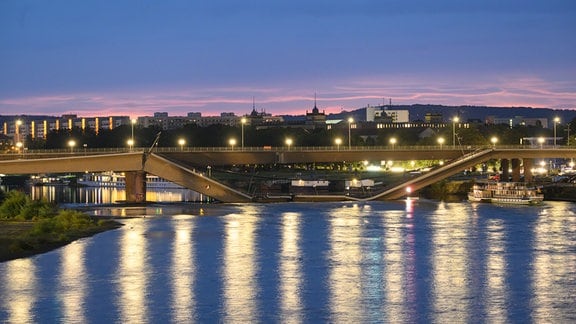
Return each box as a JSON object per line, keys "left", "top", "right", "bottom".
{"left": 431, "top": 202, "right": 471, "bottom": 323}
{"left": 532, "top": 204, "right": 576, "bottom": 322}
{"left": 117, "top": 222, "right": 149, "bottom": 323}
{"left": 222, "top": 205, "right": 259, "bottom": 322}
{"left": 329, "top": 204, "right": 363, "bottom": 322}
{"left": 381, "top": 208, "right": 408, "bottom": 323}
{"left": 29, "top": 186, "right": 203, "bottom": 204}
{"left": 59, "top": 241, "right": 87, "bottom": 323}
{"left": 485, "top": 219, "right": 507, "bottom": 322}
{"left": 171, "top": 216, "right": 195, "bottom": 322}
{"left": 3, "top": 259, "right": 37, "bottom": 323}
{"left": 279, "top": 212, "right": 302, "bottom": 323}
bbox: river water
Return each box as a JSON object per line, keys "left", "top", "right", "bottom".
{"left": 1, "top": 187, "right": 576, "bottom": 323}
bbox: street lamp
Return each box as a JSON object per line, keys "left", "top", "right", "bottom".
{"left": 15, "top": 141, "right": 23, "bottom": 154}
{"left": 285, "top": 138, "right": 293, "bottom": 150}
{"left": 389, "top": 137, "right": 397, "bottom": 150}
{"left": 335, "top": 137, "right": 342, "bottom": 150}
{"left": 452, "top": 116, "right": 459, "bottom": 148}
{"left": 437, "top": 137, "right": 445, "bottom": 149}
{"left": 127, "top": 139, "right": 134, "bottom": 150}
{"left": 348, "top": 117, "right": 354, "bottom": 150}
{"left": 538, "top": 136, "right": 545, "bottom": 149}
{"left": 229, "top": 138, "right": 237, "bottom": 150}
{"left": 491, "top": 136, "right": 498, "bottom": 148}
{"left": 553, "top": 117, "right": 560, "bottom": 147}
{"left": 178, "top": 138, "right": 186, "bottom": 151}
{"left": 68, "top": 139, "right": 76, "bottom": 153}
{"left": 131, "top": 118, "right": 137, "bottom": 140}
{"left": 241, "top": 117, "right": 247, "bottom": 150}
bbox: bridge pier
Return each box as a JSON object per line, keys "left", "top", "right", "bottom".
{"left": 125, "top": 171, "right": 147, "bottom": 203}
{"left": 523, "top": 159, "right": 533, "bottom": 183}
{"left": 511, "top": 158, "right": 521, "bottom": 182}
{"left": 501, "top": 159, "right": 510, "bottom": 181}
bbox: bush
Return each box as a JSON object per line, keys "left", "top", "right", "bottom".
{"left": 0, "top": 190, "right": 28, "bottom": 219}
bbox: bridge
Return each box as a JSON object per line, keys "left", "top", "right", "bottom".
{"left": 1, "top": 146, "right": 575, "bottom": 203}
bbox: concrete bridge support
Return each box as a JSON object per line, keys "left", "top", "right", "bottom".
{"left": 125, "top": 171, "right": 147, "bottom": 203}
{"left": 511, "top": 158, "right": 521, "bottom": 182}
{"left": 501, "top": 159, "right": 510, "bottom": 181}
{"left": 523, "top": 159, "right": 533, "bottom": 183}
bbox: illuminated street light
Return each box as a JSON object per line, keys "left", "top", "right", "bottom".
{"left": 452, "top": 116, "right": 459, "bottom": 148}
{"left": 68, "top": 139, "right": 76, "bottom": 153}
{"left": 389, "top": 137, "right": 397, "bottom": 150}
{"left": 553, "top": 117, "right": 560, "bottom": 147}
{"left": 538, "top": 136, "right": 545, "bottom": 149}
{"left": 229, "top": 138, "right": 237, "bottom": 150}
{"left": 15, "top": 141, "right": 23, "bottom": 153}
{"left": 131, "top": 118, "right": 137, "bottom": 141}
{"left": 285, "top": 138, "right": 293, "bottom": 150}
{"left": 127, "top": 139, "right": 134, "bottom": 150}
{"left": 241, "top": 117, "right": 247, "bottom": 149}
{"left": 335, "top": 137, "right": 342, "bottom": 150}
{"left": 178, "top": 138, "right": 186, "bottom": 151}
{"left": 348, "top": 117, "right": 354, "bottom": 150}
{"left": 437, "top": 137, "right": 445, "bottom": 149}
{"left": 491, "top": 136, "right": 498, "bottom": 148}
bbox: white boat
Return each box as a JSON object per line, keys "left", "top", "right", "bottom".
{"left": 468, "top": 181, "right": 544, "bottom": 205}
{"left": 79, "top": 172, "right": 184, "bottom": 189}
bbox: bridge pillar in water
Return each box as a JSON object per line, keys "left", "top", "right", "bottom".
{"left": 501, "top": 159, "right": 510, "bottom": 181}
{"left": 511, "top": 159, "right": 521, "bottom": 182}
{"left": 523, "top": 159, "right": 533, "bottom": 183}
{"left": 125, "top": 171, "right": 147, "bottom": 203}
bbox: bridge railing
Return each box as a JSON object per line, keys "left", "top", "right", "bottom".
{"left": 4, "top": 144, "right": 574, "bottom": 156}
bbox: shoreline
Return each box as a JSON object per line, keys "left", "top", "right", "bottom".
{"left": 0, "top": 219, "right": 123, "bottom": 263}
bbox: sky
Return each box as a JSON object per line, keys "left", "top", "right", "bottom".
{"left": 1, "top": 0, "right": 575, "bottom": 118}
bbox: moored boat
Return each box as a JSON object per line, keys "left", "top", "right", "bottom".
{"left": 468, "top": 181, "right": 544, "bottom": 205}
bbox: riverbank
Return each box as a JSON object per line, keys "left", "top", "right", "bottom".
{"left": 0, "top": 219, "right": 122, "bottom": 263}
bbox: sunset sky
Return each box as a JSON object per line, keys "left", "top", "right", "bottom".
{"left": 1, "top": 0, "right": 575, "bottom": 117}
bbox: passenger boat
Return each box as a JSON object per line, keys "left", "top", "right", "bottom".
{"left": 79, "top": 171, "right": 184, "bottom": 189}
{"left": 467, "top": 181, "right": 544, "bottom": 205}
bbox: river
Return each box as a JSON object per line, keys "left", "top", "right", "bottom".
{"left": 1, "top": 187, "right": 576, "bottom": 322}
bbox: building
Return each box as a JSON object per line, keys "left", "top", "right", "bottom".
{"left": 365, "top": 104, "right": 409, "bottom": 123}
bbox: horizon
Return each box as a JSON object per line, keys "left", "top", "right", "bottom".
{"left": 1, "top": 1, "right": 575, "bottom": 117}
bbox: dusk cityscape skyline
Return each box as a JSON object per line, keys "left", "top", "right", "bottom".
{"left": 1, "top": 1, "right": 575, "bottom": 117}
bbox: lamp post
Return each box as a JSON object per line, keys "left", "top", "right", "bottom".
{"left": 348, "top": 117, "right": 353, "bottom": 150}
{"left": 229, "top": 138, "right": 236, "bottom": 150}
{"left": 127, "top": 139, "right": 134, "bottom": 151}
{"left": 15, "top": 141, "right": 23, "bottom": 154}
{"left": 285, "top": 138, "right": 293, "bottom": 150}
{"left": 68, "top": 139, "right": 76, "bottom": 153}
{"left": 452, "top": 116, "right": 459, "bottom": 148}
{"left": 178, "top": 138, "right": 186, "bottom": 151}
{"left": 553, "top": 117, "right": 560, "bottom": 147}
{"left": 131, "top": 118, "right": 136, "bottom": 139}
{"left": 389, "top": 137, "right": 397, "bottom": 150}
{"left": 491, "top": 136, "right": 498, "bottom": 149}
{"left": 335, "top": 137, "right": 342, "bottom": 151}
{"left": 241, "top": 117, "right": 247, "bottom": 150}
{"left": 437, "top": 137, "right": 445, "bottom": 149}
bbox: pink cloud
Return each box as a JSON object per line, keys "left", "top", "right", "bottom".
{"left": 1, "top": 73, "right": 574, "bottom": 118}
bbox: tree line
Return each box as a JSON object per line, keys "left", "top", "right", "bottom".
{"left": 21, "top": 117, "right": 576, "bottom": 150}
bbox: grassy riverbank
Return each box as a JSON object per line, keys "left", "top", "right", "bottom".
{"left": 0, "top": 190, "right": 122, "bottom": 263}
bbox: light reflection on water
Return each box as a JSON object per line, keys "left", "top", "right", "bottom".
{"left": 28, "top": 185, "right": 204, "bottom": 204}
{"left": 118, "top": 220, "right": 149, "bottom": 323}
{"left": 59, "top": 241, "right": 87, "bottom": 323}
{"left": 1, "top": 200, "right": 576, "bottom": 322}
{"left": 280, "top": 212, "right": 303, "bottom": 323}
